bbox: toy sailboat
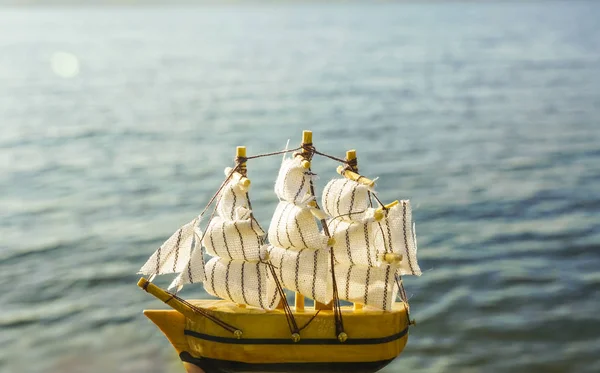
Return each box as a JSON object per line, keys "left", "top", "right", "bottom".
{"left": 137, "top": 131, "right": 422, "bottom": 373}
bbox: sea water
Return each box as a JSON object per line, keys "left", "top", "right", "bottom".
{"left": 1, "top": 1, "right": 599, "bottom": 372}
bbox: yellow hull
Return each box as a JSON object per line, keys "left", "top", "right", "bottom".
{"left": 139, "top": 279, "right": 410, "bottom": 373}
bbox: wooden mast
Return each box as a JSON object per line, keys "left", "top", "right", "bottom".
{"left": 294, "top": 130, "right": 312, "bottom": 312}
{"left": 236, "top": 146, "right": 248, "bottom": 309}
{"left": 299, "top": 130, "right": 333, "bottom": 312}
{"left": 344, "top": 150, "right": 364, "bottom": 311}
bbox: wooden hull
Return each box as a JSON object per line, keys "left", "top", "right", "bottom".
{"left": 144, "top": 299, "right": 410, "bottom": 373}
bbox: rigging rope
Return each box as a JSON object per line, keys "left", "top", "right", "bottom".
{"left": 267, "top": 263, "right": 300, "bottom": 336}
{"left": 395, "top": 274, "right": 414, "bottom": 325}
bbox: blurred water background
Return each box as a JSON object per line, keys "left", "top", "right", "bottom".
{"left": 1, "top": 1, "right": 599, "bottom": 372}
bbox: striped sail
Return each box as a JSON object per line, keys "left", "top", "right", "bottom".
{"left": 323, "top": 178, "right": 421, "bottom": 310}
{"left": 216, "top": 169, "right": 251, "bottom": 219}
{"left": 322, "top": 178, "right": 371, "bottom": 221}
{"left": 190, "top": 168, "right": 278, "bottom": 308}
{"left": 138, "top": 218, "right": 202, "bottom": 277}
{"left": 373, "top": 201, "right": 421, "bottom": 276}
{"left": 204, "top": 257, "right": 281, "bottom": 310}
{"left": 267, "top": 245, "right": 332, "bottom": 305}
{"left": 334, "top": 262, "right": 398, "bottom": 311}
{"left": 268, "top": 155, "right": 331, "bottom": 303}
{"left": 268, "top": 201, "right": 328, "bottom": 251}
{"left": 169, "top": 244, "right": 206, "bottom": 290}
{"left": 328, "top": 213, "right": 380, "bottom": 267}
{"left": 204, "top": 213, "right": 265, "bottom": 261}
{"left": 274, "top": 157, "right": 312, "bottom": 204}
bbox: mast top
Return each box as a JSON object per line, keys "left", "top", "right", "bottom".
{"left": 346, "top": 150, "right": 356, "bottom": 161}
{"left": 235, "top": 146, "right": 250, "bottom": 186}
{"left": 236, "top": 146, "right": 246, "bottom": 158}
{"left": 345, "top": 150, "right": 358, "bottom": 172}
{"left": 298, "top": 131, "right": 312, "bottom": 169}
{"left": 302, "top": 130, "right": 312, "bottom": 145}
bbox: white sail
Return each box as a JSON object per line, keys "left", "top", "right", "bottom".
{"left": 267, "top": 245, "right": 333, "bottom": 305}
{"left": 322, "top": 176, "right": 421, "bottom": 310}
{"left": 373, "top": 201, "right": 422, "bottom": 276}
{"left": 334, "top": 262, "right": 398, "bottom": 311}
{"left": 203, "top": 214, "right": 265, "bottom": 261}
{"left": 274, "top": 157, "right": 312, "bottom": 204}
{"left": 268, "top": 201, "right": 328, "bottom": 251}
{"left": 138, "top": 218, "right": 200, "bottom": 276}
{"left": 204, "top": 257, "right": 281, "bottom": 310}
{"left": 168, "top": 245, "right": 206, "bottom": 290}
{"left": 216, "top": 169, "right": 251, "bottom": 220}
{"left": 328, "top": 212, "right": 380, "bottom": 267}
{"left": 322, "top": 178, "right": 371, "bottom": 221}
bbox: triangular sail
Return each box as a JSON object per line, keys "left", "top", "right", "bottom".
{"left": 169, "top": 244, "right": 206, "bottom": 290}
{"left": 138, "top": 218, "right": 201, "bottom": 277}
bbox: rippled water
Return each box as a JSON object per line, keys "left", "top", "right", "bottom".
{"left": 1, "top": 2, "right": 599, "bottom": 373}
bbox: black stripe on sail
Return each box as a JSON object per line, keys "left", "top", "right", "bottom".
{"left": 209, "top": 260, "right": 218, "bottom": 297}
{"left": 222, "top": 221, "right": 233, "bottom": 258}
{"left": 364, "top": 266, "right": 371, "bottom": 305}
{"left": 293, "top": 173, "right": 307, "bottom": 205}
{"left": 156, "top": 247, "right": 161, "bottom": 274}
{"left": 188, "top": 236, "right": 195, "bottom": 283}
{"left": 173, "top": 229, "right": 182, "bottom": 272}
{"left": 256, "top": 262, "right": 265, "bottom": 309}
{"left": 311, "top": 250, "right": 318, "bottom": 300}
{"left": 209, "top": 221, "right": 217, "bottom": 256}
{"left": 402, "top": 202, "right": 416, "bottom": 275}
{"left": 364, "top": 223, "right": 372, "bottom": 267}
{"left": 345, "top": 229, "right": 353, "bottom": 265}
{"left": 225, "top": 260, "right": 234, "bottom": 302}
{"left": 294, "top": 249, "right": 304, "bottom": 292}
{"left": 384, "top": 213, "right": 393, "bottom": 255}
{"left": 186, "top": 262, "right": 193, "bottom": 284}
{"left": 284, "top": 205, "right": 296, "bottom": 249}
{"left": 279, "top": 250, "right": 285, "bottom": 283}
{"left": 275, "top": 203, "right": 290, "bottom": 248}
{"left": 382, "top": 265, "right": 390, "bottom": 310}
{"left": 241, "top": 261, "right": 249, "bottom": 305}
{"left": 323, "top": 181, "right": 333, "bottom": 215}
{"left": 233, "top": 222, "right": 247, "bottom": 261}
{"left": 337, "top": 180, "right": 350, "bottom": 217}
{"left": 349, "top": 181, "right": 357, "bottom": 216}
{"left": 230, "top": 185, "right": 237, "bottom": 220}
{"left": 345, "top": 264, "right": 352, "bottom": 300}
{"left": 295, "top": 215, "right": 308, "bottom": 249}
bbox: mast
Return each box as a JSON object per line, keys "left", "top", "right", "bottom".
{"left": 344, "top": 150, "right": 363, "bottom": 311}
